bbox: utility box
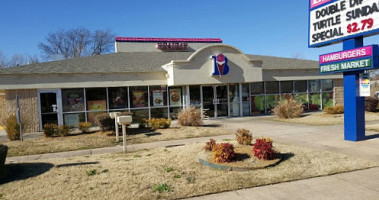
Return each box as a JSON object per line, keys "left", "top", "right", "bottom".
{"left": 109, "top": 112, "right": 121, "bottom": 119}
{"left": 117, "top": 116, "right": 132, "bottom": 125}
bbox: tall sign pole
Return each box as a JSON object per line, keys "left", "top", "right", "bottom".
{"left": 342, "top": 37, "right": 365, "bottom": 141}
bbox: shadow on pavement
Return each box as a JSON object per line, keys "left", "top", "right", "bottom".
{"left": 0, "top": 162, "right": 54, "bottom": 185}
{"left": 365, "top": 133, "right": 379, "bottom": 140}
{"left": 56, "top": 161, "right": 99, "bottom": 168}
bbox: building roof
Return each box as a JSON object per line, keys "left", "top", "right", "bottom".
{"left": 0, "top": 52, "right": 318, "bottom": 75}
{"left": 0, "top": 52, "right": 193, "bottom": 75}
{"left": 247, "top": 55, "right": 318, "bottom": 70}
{"left": 115, "top": 37, "right": 222, "bottom": 43}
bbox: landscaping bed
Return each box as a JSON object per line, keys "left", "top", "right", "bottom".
{"left": 0, "top": 142, "right": 377, "bottom": 200}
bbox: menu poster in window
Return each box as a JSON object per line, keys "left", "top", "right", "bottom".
{"left": 170, "top": 89, "right": 181, "bottom": 106}
{"left": 152, "top": 90, "right": 164, "bottom": 106}
{"left": 132, "top": 91, "right": 146, "bottom": 107}
{"left": 87, "top": 100, "right": 106, "bottom": 111}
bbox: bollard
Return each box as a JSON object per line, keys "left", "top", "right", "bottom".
{"left": 116, "top": 116, "right": 132, "bottom": 153}
{"left": 109, "top": 112, "right": 121, "bottom": 142}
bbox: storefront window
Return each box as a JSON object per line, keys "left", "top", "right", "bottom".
{"left": 242, "top": 84, "right": 250, "bottom": 116}
{"left": 266, "top": 94, "right": 280, "bottom": 112}
{"left": 308, "top": 80, "right": 320, "bottom": 93}
{"left": 150, "top": 85, "right": 167, "bottom": 107}
{"left": 169, "top": 87, "right": 182, "bottom": 107}
{"left": 265, "top": 81, "right": 279, "bottom": 94}
{"left": 130, "top": 86, "right": 148, "bottom": 108}
{"left": 280, "top": 81, "right": 293, "bottom": 94}
{"left": 131, "top": 109, "right": 149, "bottom": 123}
{"left": 64, "top": 113, "right": 85, "bottom": 128}
{"left": 62, "top": 89, "right": 85, "bottom": 112}
{"left": 321, "top": 79, "right": 333, "bottom": 91}
{"left": 294, "top": 80, "right": 307, "bottom": 93}
{"left": 108, "top": 87, "right": 128, "bottom": 109}
{"left": 309, "top": 93, "right": 321, "bottom": 110}
{"left": 294, "top": 93, "right": 308, "bottom": 110}
{"left": 251, "top": 82, "right": 264, "bottom": 94}
{"left": 87, "top": 111, "right": 107, "bottom": 125}
{"left": 189, "top": 86, "right": 201, "bottom": 107}
{"left": 229, "top": 84, "right": 240, "bottom": 117}
{"left": 322, "top": 92, "right": 334, "bottom": 107}
{"left": 86, "top": 88, "right": 107, "bottom": 111}
{"left": 169, "top": 107, "right": 182, "bottom": 119}
{"left": 251, "top": 95, "right": 265, "bottom": 114}
{"left": 151, "top": 108, "right": 169, "bottom": 118}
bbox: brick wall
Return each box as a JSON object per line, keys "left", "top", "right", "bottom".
{"left": 4, "top": 89, "right": 39, "bottom": 133}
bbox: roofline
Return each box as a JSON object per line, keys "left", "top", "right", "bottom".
{"left": 115, "top": 37, "right": 223, "bottom": 43}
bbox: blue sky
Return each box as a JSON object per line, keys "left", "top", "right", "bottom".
{"left": 1, "top": 0, "right": 379, "bottom": 61}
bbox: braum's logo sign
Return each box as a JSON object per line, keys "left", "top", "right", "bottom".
{"left": 212, "top": 54, "right": 229, "bottom": 77}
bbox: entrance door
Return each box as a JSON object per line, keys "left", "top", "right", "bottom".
{"left": 202, "top": 86, "right": 215, "bottom": 118}
{"left": 39, "top": 90, "right": 62, "bottom": 129}
{"left": 215, "top": 85, "right": 228, "bottom": 117}
{"left": 201, "top": 85, "right": 229, "bottom": 118}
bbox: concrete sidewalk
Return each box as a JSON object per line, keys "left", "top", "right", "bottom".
{"left": 185, "top": 167, "right": 379, "bottom": 200}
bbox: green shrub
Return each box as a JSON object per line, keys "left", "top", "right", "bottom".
{"left": 272, "top": 98, "right": 303, "bottom": 119}
{"left": 204, "top": 138, "right": 216, "bottom": 151}
{"left": 212, "top": 143, "right": 235, "bottom": 163}
{"left": 144, "top": 118, "right": 171, "bottom": 130}
{"left": 95, "top": 113, "right": 114, "bottom": 132}
{"left": 43, "top": 123, "right": 58, "bottom": 137}
{"left": 235, "top": 129, "right": 252, "bottom": 145}
{"left": 58, "top": 125, "right": 70, "bottom": 137}
{"left": 253, "top": 137, "right": 276, "bottom": 160}
{"left": 3, "top": 114, "right": 24, "bottom": 141}
{"left": 177, "top": 107, "right": 203, "bottom": 126}
{"left": 324, "top": 105, "right": 344, "bottom": 114}
{"left": 78, "top": 122, "right": 92, "bottom": 133}
{"left": 164, "top": 167, "right": 173, "bottom": 173}
{"left": 365, "top": 96, "right": 378, "bottom": 112}
{"left": 0, "top": 144, "right": 8, "bottom": 178}
{"left": 152, "top": 183, "right": 172, "bottom": 193}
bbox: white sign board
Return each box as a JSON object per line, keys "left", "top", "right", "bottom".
{"left": 359, "top": 73, "right": 371, "bottom": 96}
{"left": 309, "top": 0, "right": 379, "bottom": 47}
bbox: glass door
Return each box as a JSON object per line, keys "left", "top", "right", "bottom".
{"left": 215, "top": 85, "right": 228, "bottom": 117}
{"left": 201, "top": 85, "right": 229, "bottom": 118}
{"left": 201, "top": 86, "right": 215, "bottom": 118}
{"left": 39, "top": 90, "right": 62, "bottom": 129}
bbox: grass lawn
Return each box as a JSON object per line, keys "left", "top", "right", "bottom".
{"left": 270, "top": 111, "right": 379, "bottom": 126}
{"left": 2, "top": 126, "right": 231, "bottom": 157}
{"left": 0, "top": 142, "right": 377, "bottom": 200}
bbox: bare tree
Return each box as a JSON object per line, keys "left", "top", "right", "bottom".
{"left": 8, "top": 54, "right": 28, "bottom": 67}
{"left": 0, "top": 51, "right": 40, "bottom": 68}
{"left": 0, "top": 51, "right": 7, "bottom": 68}
{"left": 39, "top": 27, "right": 115, "bottom": 60}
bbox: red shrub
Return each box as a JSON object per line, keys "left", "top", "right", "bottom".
{"left": 253, "top": 138, "right": 276, "bottom": 160}
{"left": 204, "top": 138, "right": 216, "bottom": 151}
{"left": 212, "top": 143, "right": 235, "bottom": 163}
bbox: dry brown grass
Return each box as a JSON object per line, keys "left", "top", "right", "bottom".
{"left": 0, "top": 143, "right": 376, "bottom": 200}
{"left": 125, "top": 126, "right": 230, "bottom": 144}
{"left": 2, "top": 126, "right": 230, "bottom": 157}
{"left": 271, "top": 111, "right": 379, "bottom": 126}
